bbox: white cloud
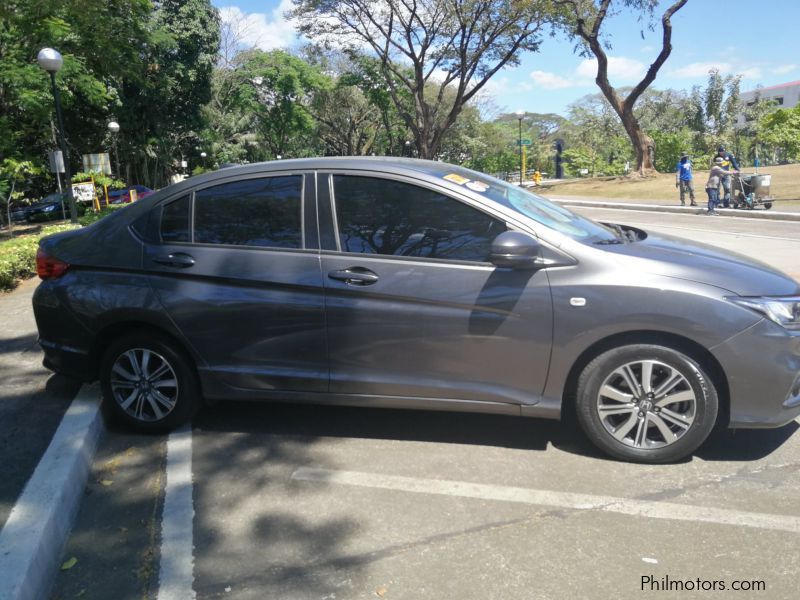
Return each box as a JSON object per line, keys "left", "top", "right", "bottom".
{"left": 218, "top": 1, "right": 297, "bottom": 51}
{"left": 576, "top": 56, "right": 646, "bottom": 82}
{"left": 640, "top": 45, "right": 654, "bottom": 54}
{"left": 670, "top": 61, "right": 732, "bottom": 78}
{"left": 530, "top": 70, "right": 580, "bottom": 90}
{"left": 771, "top": 64, "right": 797, "bottom": 75}
{"left": 739, "top": 67, "right": 762, "bottom": 80}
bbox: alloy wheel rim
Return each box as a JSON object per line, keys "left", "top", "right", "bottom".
{"left": 110, "top": 348, "right": 179, "bottom": 422}
{"left": 595, "top": 360, "right": 697, "bottom": 449}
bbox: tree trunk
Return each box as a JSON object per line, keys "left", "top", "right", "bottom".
{"left": 619, "top": 110, "right": 656, "bottom": 173}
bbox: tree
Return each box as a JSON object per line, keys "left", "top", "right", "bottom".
{"left": 233, "top": 50, "right": 330, "bottom": 159}
{"left": 117, "top": 0, "right": 220, "bottom": 187}
{"left": 292, "top": 0, "right": 553, "bottom": 159}
{"left": 760, "top": 104, "right": 800, "bottom": 162}
{"left": 1, "top": 159, "right": 40, "bottom": 234}
{"left": 556, "top": 0, "right": 689, "bottom": 174}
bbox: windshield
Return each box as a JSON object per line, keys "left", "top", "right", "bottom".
{"left": 427, "top": 165, "right": 619, "bottom": 243}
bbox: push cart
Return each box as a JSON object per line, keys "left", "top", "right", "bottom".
{"left": 731, "top": 172, "right": 774, "bottom": 210}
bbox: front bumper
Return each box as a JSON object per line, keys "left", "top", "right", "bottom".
{"left": 711, "top": 318, "right": 800, "bottom": 428}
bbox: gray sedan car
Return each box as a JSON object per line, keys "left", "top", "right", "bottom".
{"left": 32, "top": 158, "right": 800, "bottom": 463}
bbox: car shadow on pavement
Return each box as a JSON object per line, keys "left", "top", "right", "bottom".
{"left": 195, "top": 400, "right": 799, "bottom": 464}
{"left": 698, "top": 422, "right": 799, "bottom": 461}
{"left": 195, "top": 400, "right": 602, "bottom": 457}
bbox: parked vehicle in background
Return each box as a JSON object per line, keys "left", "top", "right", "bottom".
{"left": 9, "top": 202, "right": 31, "bottom": 222}
{"left": 31, "top": 157, "right": 800, "bottom": 464}
{"left": 26, "top": 193, "right": 85, "bottom": 222}
{"left": 108, "top": 185, "right": 154, "bottom": 205}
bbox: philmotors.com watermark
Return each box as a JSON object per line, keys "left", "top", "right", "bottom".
{"left": 641, "top": 575, "right": 766, "bottom": 592}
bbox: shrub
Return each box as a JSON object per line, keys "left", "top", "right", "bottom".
{"left": 0, "top": 224, "right": 78, "bottom": 291}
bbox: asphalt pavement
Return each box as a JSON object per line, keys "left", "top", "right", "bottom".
{"left": 0, "top": 277, "right": 80, "bottom": 530}
{"left": 4, "top": 208, "right": 800, "bottom": 599}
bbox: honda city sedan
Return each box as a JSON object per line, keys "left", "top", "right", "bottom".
{"left": 32, "top": 158, "right": 800, "bottom": 463}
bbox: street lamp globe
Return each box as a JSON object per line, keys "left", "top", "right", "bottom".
{"left": 515, "top": 109, "right": 525, "bottom": 118}
{"left": 107, "top": 121, "right": 120, "bottom": 134}
{"left": 200, "top": 152, "right": 207, "bottom": 158}
{"left": 37, "top": 48, "right": 63, "bottom": 73}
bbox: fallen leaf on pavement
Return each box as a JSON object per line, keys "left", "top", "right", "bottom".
{"left": 61, "top": 557, "right": 78, "bottom": 570}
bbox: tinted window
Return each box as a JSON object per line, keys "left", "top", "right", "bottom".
{"left": 194, "top": 176, "right": 302, "bottom": 248}
{"left": 160, "top": 195, "right": 191, "bottom": 243}
{"left": 333, "top": 176, "right": 505, "bottom": 262}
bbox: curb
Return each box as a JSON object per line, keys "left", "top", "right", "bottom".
{"left": 0, "top": 383, "right": 104, "bottom": 600}
{"left": 546, "top": 197, "right": 800, "bottom": 222}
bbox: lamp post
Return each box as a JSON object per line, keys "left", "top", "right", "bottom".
{"left": 107, "top": 120, "right": 121, "bottom": 178}
{"left": 404, "top": 140, "right": 411, "bottom": 157}
{"left": 515, "top": 110, "right": 524, "bottom": 185}
{"left": 200, "top": 151, "right": 207, "bottom": 168}
{"left": 38, "top": 48, "right": 77, "bottom": 223}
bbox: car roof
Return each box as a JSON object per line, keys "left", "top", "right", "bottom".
{"left": 148, "top": 157, "right": 480, "bottom": 202}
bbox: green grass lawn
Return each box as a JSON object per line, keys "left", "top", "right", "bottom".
{"left": 538, "top": 163, "right": 800, "bottom": 211}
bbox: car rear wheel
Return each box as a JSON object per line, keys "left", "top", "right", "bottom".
{"left": 575, "top": 344, "right": 718, "bottom": 463}
{"left": 100, "top": 333, "right": 199, "bottom": 432}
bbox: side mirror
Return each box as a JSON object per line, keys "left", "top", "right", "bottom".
{"left": 490, "top": 231, "right": 541, "bottom": 269}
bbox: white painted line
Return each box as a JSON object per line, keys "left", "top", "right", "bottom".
{"left": 292, "top": 468, "right": 800, "bottom": 535}
{"left": 157, "top": 424, "right": 195, "bottom": 600}
{"left": 0, "top": 384, "right": 104, "bottom": 600}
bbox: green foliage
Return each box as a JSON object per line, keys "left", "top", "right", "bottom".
{"left": 760, "top": 104, "right": 800, "bottom": 161}
{"left": 0, "top": 224, "right": 78, "bottom": 290}
{"left": 78, "top": 205, "right": 123, "bottom": 226}
{"left": 649, "top": 129, "right": 694, "bottom": 173}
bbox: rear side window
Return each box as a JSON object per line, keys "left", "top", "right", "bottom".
{"left": 332, "top": 175, "right": 505, "bottom": 262}
{"left": 160, "top": 195, "right": 191, "bottom": 243}
{"left": 194, "top": 176, "right": 303, "bottom": 248}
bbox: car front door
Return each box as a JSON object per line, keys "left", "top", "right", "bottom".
{"left": 143, "top": 172, "right": 328, "bottom": 395}
{"left": 319, "top": 172, "right": 553, "bottom": 409}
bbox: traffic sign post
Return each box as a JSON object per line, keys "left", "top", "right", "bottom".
{"left": 516, "top": 139, "right": 532, "bottom": 146}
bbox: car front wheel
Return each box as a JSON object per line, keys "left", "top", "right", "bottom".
{"left": 100, "top": 333, "right": 199, "bottom": 432}
{"left": 575, "top": 344, "right": 718, "bottom": 463}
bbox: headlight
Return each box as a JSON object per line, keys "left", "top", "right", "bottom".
{"left": 728, "top": 296, "right": 800, "bottom": 330}
{"left": 43, "top": 204, "right": 56, "bottom": 212}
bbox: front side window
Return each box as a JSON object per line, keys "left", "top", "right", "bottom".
{"left": 333, "top": 175, "right": 505, "bottom": 262}
{"left": 193, "top": 176, "right": 303, "bottom": 248}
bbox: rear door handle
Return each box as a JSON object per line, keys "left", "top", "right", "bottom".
{"left": 153, "top": 252, "right": 195, "bottom": 268}
{"left": 328, "top": 267, "right": 379, "bottom": 286}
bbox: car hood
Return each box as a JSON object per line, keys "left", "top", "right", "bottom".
{"left": 598, "top": 228, "right": 800, "bottom": 296}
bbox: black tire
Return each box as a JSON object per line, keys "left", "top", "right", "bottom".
{"left": 764, "top": 202, "right": 773, "bottom": 210}
{"left": 575, "top": 344, "right": 718, "bottom": 463}
{"left": 100, "top": 332, "right": 199, "bottom": 432}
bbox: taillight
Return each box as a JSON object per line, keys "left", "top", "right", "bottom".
{"left": 36, "top": 248, "right": 70, "bottom": 279}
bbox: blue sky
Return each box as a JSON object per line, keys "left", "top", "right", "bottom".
{"left": 213, "top": 0, "right": 800, "bottom": 116}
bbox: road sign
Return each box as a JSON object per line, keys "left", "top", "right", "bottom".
{"left": 516, "top": 139, "right": 532, "bottom": 146}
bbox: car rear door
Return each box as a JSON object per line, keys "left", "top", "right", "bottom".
{"left": 142, "top": 171, "right": 328, "bottom": 396}
{"left": 318, "top": 172, "right": 553, "bottom": 408}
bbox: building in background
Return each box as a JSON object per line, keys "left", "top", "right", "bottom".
{"left": 737, "top": 80, "right": 800, "bottom": 126}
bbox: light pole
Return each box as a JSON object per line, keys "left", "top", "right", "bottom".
{"left": 38, "top": 48, "right": 77, "bottom": 223}
{"left": 515, "top": 110, "right": 524, "bottom": 185}
{"left": 107, "top": 121, "right": 121, "bottom": 179}
{"left": 404, "top": 140, "right": 411, "bottom": 157}
{"left": 200, "top": 151, "right": 207, "bottom": 168}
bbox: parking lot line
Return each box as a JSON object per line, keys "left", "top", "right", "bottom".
{"left": 157, "top": 425, "right": 195, "bottom": 600}
{"left": 292, "top": 467, "right": 800, "bottom": 534}
{"left": 0, "top": 384, "right": 103, "bottom": 600}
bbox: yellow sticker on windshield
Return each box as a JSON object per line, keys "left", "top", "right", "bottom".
{"left": 443, "top": 173, "right": 470, "bottom": 185}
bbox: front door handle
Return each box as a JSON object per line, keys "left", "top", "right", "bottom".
{"left": 328, "top": 267, "right": 379, "bottom": 286}
{"left": 153, "top": 252, "right": 195, "bottom": 268}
